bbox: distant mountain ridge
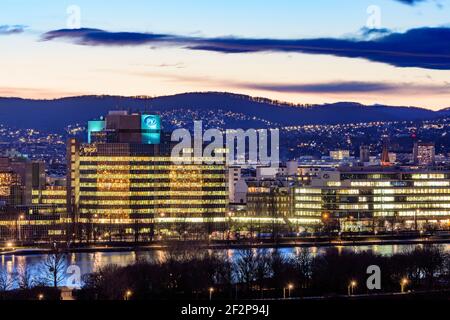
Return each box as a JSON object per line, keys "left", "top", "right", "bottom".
{"left": 0, "top": 92, "right": 447, "bottom": 132}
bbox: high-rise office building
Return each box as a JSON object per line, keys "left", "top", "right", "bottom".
{"left": 67, "top": 111, "right": 228, "bottom": 242}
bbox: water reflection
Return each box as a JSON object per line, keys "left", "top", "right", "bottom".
{"left": 0, "top": 243, "right": 448, "bottom": 289}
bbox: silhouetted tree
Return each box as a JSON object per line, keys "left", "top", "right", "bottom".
{"left": 0, "top": 270, "right": 13, "bottom": 292}
{"left": 17, "top": 265, "right": 35, "bottom": 289}
{"left": 40, "top": 249, "right": 68, "bottom": 288}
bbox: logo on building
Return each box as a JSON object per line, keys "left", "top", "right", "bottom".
{"left": 144, "top": 116, "right": 158, "bottom": 129}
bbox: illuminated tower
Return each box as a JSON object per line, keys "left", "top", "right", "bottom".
{"left": 380, "top": 136, "right": 391, "bottom": 166}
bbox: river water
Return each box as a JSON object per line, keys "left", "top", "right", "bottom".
{"left": 1, "top": 243, "right": 449, "bottom": 289}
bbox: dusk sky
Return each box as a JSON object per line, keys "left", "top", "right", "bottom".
{"left": 1, "top": 0, "right": 450, "bottom": 109}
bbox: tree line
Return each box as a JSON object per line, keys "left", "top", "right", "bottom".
{"left": 1, "top": 245, "right": 449, "bottom": 300}
{"left": 76, "top": 245, "right": 450, "bottom": 300}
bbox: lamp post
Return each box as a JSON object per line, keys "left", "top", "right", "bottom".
{"left": 348, "top": 280, "right": 357, "bottom": 296}
{"left": 17, "top": 214, "right": 24, "bottom": 243}
{"left": 415, "top": 209, "right": 418, "bottom": 231}
{"left": 283, "top": 283, "right": 294, "bottom": 299}
{"left": 400, "top": 278, "right": 409, "bottom": 293}
{"left": 209, "top": 287, "right": 214, "bottom": 301}
{"left": 227, "top": 211, "right": 233, "bottom": 240}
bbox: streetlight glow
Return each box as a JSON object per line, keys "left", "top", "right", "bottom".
{"left": 124, "top": 290, "right": 133, "bottom": 300}
{"left": 401, "top": 278, "right": 409, "bottom": 293}
{"left": 209, "top": 287, "right": 214, "bottom": 300}
{"left": 348, "top": 280, "right": 357, "bottom": 296}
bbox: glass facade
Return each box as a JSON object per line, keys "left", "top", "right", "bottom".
{"left": 68, "top": 120, "right": 228, "bottom": 241}
{"left": 292, "top": 169, "right": 450, "bottom": 232}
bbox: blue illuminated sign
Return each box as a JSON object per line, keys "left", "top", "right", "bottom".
{"left": 141, "top": 114, "right": 161, "bottom": 144}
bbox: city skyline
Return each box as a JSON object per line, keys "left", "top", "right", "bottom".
{"left": 1, "top": 0, "right": 450, "bottom": 109}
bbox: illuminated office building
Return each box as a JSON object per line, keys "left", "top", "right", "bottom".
{"left": 67, "top": 111, "right": 228, "bottom": 242}
{"left": 0, "top": 170, "right": 21, "bottom": 206}
{"left": 292, "top": 166, "right": 450, "bottom": 232}
{"left": 245, "top": 180, "right": 291, "bottom": 235}
{"left": 330, "top": 150, "right": 350, "bottom": 160}
{"left": 0, "top": 157, "right": 65, "bottom": 242}
{"left": 413, "top": 141, "right": 435, "bottom": 165}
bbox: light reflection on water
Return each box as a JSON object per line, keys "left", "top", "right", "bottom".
{"left": 1, "top": 243, "right": 449, "bottom": 288}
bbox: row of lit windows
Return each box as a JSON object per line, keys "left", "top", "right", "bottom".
{"left": 32, "top": 199, "right": 67, "bottom": 204}
{"left": 351, "top": 181, "right": 391, "bottom": 187}
{"left": 79, "top": 191, "right": 228, "bottom": 196}
{"left": 374, "top": 203, "right": 450, "bottom": 209}
{"left": 293, "top": 211, "right": 322, "bottom": 217}
{"left": 374, "top": 188, "right": 450, "bottom": 194}
{"left": 80, "top": 174, "right": 224, "bottom": 179}
{"left": 79, "top": 156, "right": 226, "bottom": 163}
{"left": 79, "top": 165, "right": 225, "bottom": 171}
{"left": 339, "top": 204, "right": 369, "bottom": 210}
{"left": 32, "top": 190, "right": 66, "bottom": 196}
{"left": 0, "top": 220, "right": 62, "bottom": 226}
{"left": 78, "top": 207, "right": 227, "bottom": 214}
{"left": 295, "top": 188, "right": 322, "bottom": 194}
{"left": 296, "top": 187, "right": 450, "bottom": 196}
{"left": 294, "top": 203, "right": 322, "bottom": 209}
{"left": 79, "top": 199, "right": 227, "bottom": 205}
{"left": 294, "top": 196, "right": 322, "bottom": 202}
{"left": 337, "top": 190, "right": 360, "bottom": 195}
{"left": 373, "top": 211, "right": 450, "bottom": 217}
{"left": 411, "top": 174, "right": 446, "bottom": 179}
{"left": 405, "top": 196, "right": 450, "bottom": 201}
{"left": 414, "top": 181, "right": 450, "bottom": 187}
{"left": 79, "top": 182, "right": 226, "bottom": 188}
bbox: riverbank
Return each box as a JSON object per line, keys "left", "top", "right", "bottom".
{"left": 2, "top": 233, "right": 450, "bottom": 256}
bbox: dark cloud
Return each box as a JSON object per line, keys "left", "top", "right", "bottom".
{"left": 42, "top": 28, "right": 189, "bottom": 46}
{"left": 0, "top": 25, "right": 26, "bottom": 35}
{"left": 243, "top": 81, "right": 450, "bottom": 94}
{"left": 394, "top": 0, "right": 444, "bottom": 8}
{"left": 42, "top": 27, "right": 450, "bottom": 70}
{"left": 394, "top": 0, "right": 426, "bottom": 5}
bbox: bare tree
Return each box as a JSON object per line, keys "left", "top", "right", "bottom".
{"left": 254, "top": 249, "right": 271, "bottom": 298}
{"left": 291, "top": 248, "right": 313, "bottom": 289}
{"left": 40, "top": 249, "right": 68, "bottom": 288}
{"left": 234, "top": 248, "right": 258, "bottom": 293}
{"left": 0, "top": 269, "right": 14, "bottom": 292}
{"left": 17, "top": 265, "right": 35, "bottom": 289}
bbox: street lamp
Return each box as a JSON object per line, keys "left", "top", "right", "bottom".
{"left": 283, "top": 283, "right": 294, "bottom": 299}
{"left": 38, "top": 293, "right": 44, "bottom": 300}
{"left": 400, "top": 278, "right": 409, "bottom": 293}
{"left": 18, "top": 214, "right": 24, "bottom": 242}
{"left": 288, "top": 283, "right": 293, "bottom": 298}
{"left": 209, "top": 287, "right": 214, "bottom": 301}
{"left": 124, "top": 290, "right": 133, "bottom": 300}
{"left": 415, "top": 209, "right": 419, "bottom": 231}
{"left": 348, "top": 280, "right": 357, "bottom": 296}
